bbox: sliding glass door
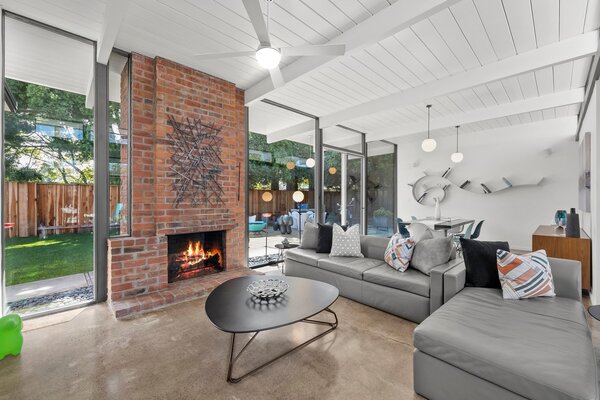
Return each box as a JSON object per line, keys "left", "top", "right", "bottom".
{"left": 2, "top": 15, "right": 96, "bottom": 316}
{"left": 323, "top": 126, "right": 365, "bottom": 231}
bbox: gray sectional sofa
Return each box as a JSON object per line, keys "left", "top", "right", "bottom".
{"left": 286, "top": 233, "right": 597, "bottom": 399}
{"left": 414, "top": 257, "right": 598, "bottom": 400}
{"left": 284, "top": 235, "right": 462, "bottom": 323}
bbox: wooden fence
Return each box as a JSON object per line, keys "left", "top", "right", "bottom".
{"left": 4, "top": 182, "right": 121, "bottom": 238}
{"left": 248, "top": 189, "right": 342, "bottom": 218}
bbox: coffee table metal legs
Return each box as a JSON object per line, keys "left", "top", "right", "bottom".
{"left": 226, "top": 308, "right": 338, "bottom": 383}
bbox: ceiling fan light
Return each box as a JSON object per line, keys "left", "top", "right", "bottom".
{"left": 421, "top": 138, "right": 437, "bottom": 152}
{"left": 256, "top": 47, "right": 281, "bottom": 69}
{"left": 451, "top": 152, "right": 464, "bottom": 163}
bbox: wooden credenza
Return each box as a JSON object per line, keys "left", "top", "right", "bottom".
{"left": 532, "top": 225, "right": 591, "bottom": 290}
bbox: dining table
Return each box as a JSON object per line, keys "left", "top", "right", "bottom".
{"left": 399, "top": 217, "right": 475, "bottom": 236}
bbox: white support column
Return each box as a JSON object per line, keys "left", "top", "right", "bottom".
{"left": 341, "top": 153, "right": 348, "bottom": 226}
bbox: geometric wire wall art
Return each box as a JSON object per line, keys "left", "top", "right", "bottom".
{"left": 167, "top": 114, "right": 225, "bottom": 207}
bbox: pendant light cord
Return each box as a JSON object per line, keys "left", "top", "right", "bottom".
{"left": 455, "top": 125, "right": 459, "bottom": 152}
{"left": 426, "top": 104, "right": 431, "bottom": 139}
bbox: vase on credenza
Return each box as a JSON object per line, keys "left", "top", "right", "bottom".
{"left": 554, "top": 210, "right": 567, "bottom": 228}
{"left": 565, "top": 208, "right": 581, "bottom": 238}
{"left": 434, "top": 197, "right": 441, "bottom": 220}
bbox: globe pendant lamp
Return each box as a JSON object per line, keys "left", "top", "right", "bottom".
{"left": 306, "top": 157, "right": 315, "bottom": 168}
{"left": 421, "top": 104, "right": 436, "bottom": 152}
{"left": 450, "top": 125, "right": 464, "bottom": 163}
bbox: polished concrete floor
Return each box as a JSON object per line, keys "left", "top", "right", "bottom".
{"left": 2, "top": 294, "right": 599, "bottom": 400}
{"left": 0, "top": 296, "right": 421, "bottom": 400}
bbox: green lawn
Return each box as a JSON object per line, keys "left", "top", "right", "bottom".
{"left": 5, "top": 233, "right": 93, "bottom": 286}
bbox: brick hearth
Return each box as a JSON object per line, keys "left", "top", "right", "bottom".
{"left": 107, "top": 54, "right": 249, "bottom": 318}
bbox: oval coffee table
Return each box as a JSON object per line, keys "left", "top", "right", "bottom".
{"left": 205, "top": 275, "right": 339, "bottom": 383}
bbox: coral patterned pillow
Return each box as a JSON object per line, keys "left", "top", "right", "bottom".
{"left": 496, "top": 249, "right": 556, "bottom": 299}
{"left": 384, "top": 234, "right": 415, "bottom": 272}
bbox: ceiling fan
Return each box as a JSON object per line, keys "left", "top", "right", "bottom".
{"left": 194, "top": 0, "right": 346, "bottom": 88}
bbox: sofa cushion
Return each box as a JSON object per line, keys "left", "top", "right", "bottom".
{"left": 411, "top": 236, "right": 453, "bottom": 275}
{"left": 496, "top": 249, "right": 556, "bottom": 299}
{"left": 316, "top": 223, "right": 347, "bottom": 253}
{"left": 299, "top": 222, "right": 319, "bottom": 249}
{"left": 285, "top": 248, "right": 330, "bottom": 267}
{"left": 414, "top": 287, "right": 597, "bottom": 400}
{"left": 317, "top": 257, "right": 384, "bottom": 280}
{"left": 330, "top": 224, "right": 363, "bottom": 257}
{"left": 360, "top": 235, "right": 390, "bottom": 260}
{"left": 461, "top": 238, "right": 510, "bottom": 288}
{"left": 384, "top": 234, "right": 415, "bottom": 272}
{"left": 363, "top": 265, "right": 429, "bottom": 297}
{"left": 407, "top": 223, "right": 434, "bottom": 243}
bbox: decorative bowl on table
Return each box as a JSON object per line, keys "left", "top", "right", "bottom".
{"left": 247, "top": 279, "right": 289, "bottom": 299}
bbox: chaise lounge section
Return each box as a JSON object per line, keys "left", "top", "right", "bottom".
{"left": 413, "top": 257, "right": 598, "bottom": 400}
{"left": 284, "top": 235, "right": 463, "bottom": 323}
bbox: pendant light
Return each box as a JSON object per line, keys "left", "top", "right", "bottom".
{"left": 450, "top": 125, "right": 464, "bottom": 163}
{"left": 421, "top": 104, "right": 436, "bottom": 152}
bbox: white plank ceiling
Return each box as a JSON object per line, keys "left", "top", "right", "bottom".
{"left": 4, "top": 0, "right": 598, "bottom": 142}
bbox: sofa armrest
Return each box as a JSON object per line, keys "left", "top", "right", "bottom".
{"left": 429, "top": 258, "right": 464, "bottom": 315}
{"left": 548, "top": 257, "right": 582, "bottom": 301}
{"left": 443, "top": 262, "right": 466, "bottom": 303}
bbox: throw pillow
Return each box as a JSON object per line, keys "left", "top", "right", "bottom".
{"left": 299, "top": 222, "right": 319, "bottom": 249}
{"left": 496, "top": 249, "right": 556, "bottom": 299}
{"left": 411, "top": 236, "right": 453, "bottom": 275}
{"left": 407, "top": 223, "right": 434, "bottom": 243}
{"left": 384, "top": 234, "right": 415, "bottom": 272}
{"left": 461, "top": 238, "right": 510, "bottom": 288}
{"left": 316, "top": 223, "right": 347, "bottom": 253}
{"left": 330, "top": 224, "right": 363, "bottom": 257}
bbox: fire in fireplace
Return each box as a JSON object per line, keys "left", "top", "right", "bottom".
{"left": 167, "top": 231, "right": 225, "bottom": 283}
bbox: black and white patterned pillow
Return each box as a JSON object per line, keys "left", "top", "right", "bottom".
{"left": 330, "top": 224, "right": 363, "bottom": 258}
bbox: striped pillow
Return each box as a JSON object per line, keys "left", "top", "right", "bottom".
{"left": 384, "top": 234, "right": 415, "bottom": 272}
{"left": 496, "top": 249, "right": 556, "bottom": 299}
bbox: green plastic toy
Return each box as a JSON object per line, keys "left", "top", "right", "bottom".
{"left": 0, "top": 314, "right": 23, "bottom": 360}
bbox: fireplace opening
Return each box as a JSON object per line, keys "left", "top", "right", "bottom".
{"left": 167, "top": 231, "right": 225, "bottom": 283}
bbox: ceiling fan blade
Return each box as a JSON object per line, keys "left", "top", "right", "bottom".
{"left": 269, "top": 66, "right": 285, "bottom": 88}
{"left": 242, "top": 0, "right": 271, "bottom": 45}
{"left": 193, "top": 50, "right": 256, "bottom": 60}
{"left": 281, "top": 44, "right": 346, "bottom": 57}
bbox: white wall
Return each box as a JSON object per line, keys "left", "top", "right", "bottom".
{"left": 395, "top": 117, "right": 579, "bottom": 250}
{"left": 581, "top": 83, "right": 600, "bottom": 304}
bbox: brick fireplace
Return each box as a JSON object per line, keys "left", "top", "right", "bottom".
{"left": 107, "top": 54, "right": 250, "bottom": 318}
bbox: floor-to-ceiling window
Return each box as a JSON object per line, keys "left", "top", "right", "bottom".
{"left": 2, "top": 15, "right": 96, "bottom": 316}
{"left": 246, "top": 101, "right": 316, "bottom": 269}
{"left": 366, "top": 141, "right": 397, "bottom": 237}
{"left": 108, "top": 52, "right": 131, "bottom": 237}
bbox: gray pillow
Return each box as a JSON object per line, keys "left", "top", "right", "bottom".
{"left": 299, "top": 222, "right": 319, "bottom": 249}
{"left": 407, "top": 223, "right": 434, "bottom": 243}
{"left": 410, "top": 236, "right": 453, "bottom": 275}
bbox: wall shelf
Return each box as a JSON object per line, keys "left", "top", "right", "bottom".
{"left": 411, "top": 167, "right": 544, "bottom": 204}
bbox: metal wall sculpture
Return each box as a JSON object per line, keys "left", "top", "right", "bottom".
{"left": 167, "top": 115, "right": 224, "bottom": 207}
